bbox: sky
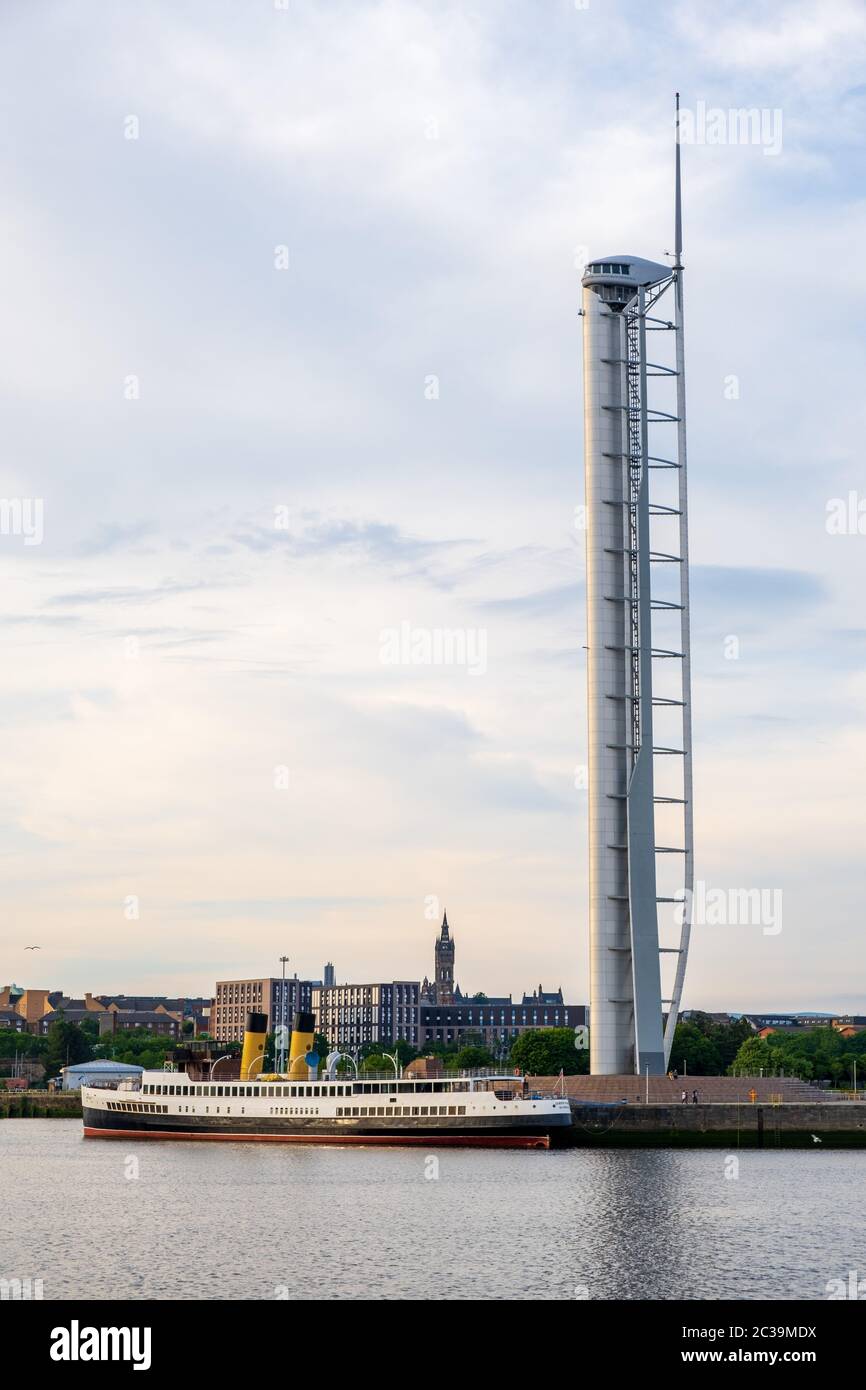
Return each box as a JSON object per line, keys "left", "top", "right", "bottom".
{"left": 0, "top": 0, "right": 865, "bottom": 1014}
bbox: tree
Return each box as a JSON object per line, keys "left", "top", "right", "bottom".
{"left": 454, "top": 1043, "right": 495, "bottom": 1070}
{"left": 730, "top": 1036, "right": 773, "bottom": 1076}
{"left": 360, "top": 1053, "right": 392, "bottom": 1075}
{"left": 670, "top": 1022, "right": 722, "bottom": 1076}
{"left": 391, "top": 1039, "right": 419, "bottom": 1067}
{"left": 509, "top": 1028, "right": 588, "bottom": 1077}
{"left": 43, "top": 1019, "right": 92, "bottom": 1079}
{"left": 0, "top": 1031, "right": 44, "bottom": 1059}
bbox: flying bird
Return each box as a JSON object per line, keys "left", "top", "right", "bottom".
{"left": 811, "top": 1135, "right": 822, "bottom": 1144}
{"left": 24, "top": 945, "right": 41, "bottom": 950}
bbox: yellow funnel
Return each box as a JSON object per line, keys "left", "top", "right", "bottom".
{"left": 240, "top": 1011, "right": 268, "bottom": 1080}
{"left": 289, "top": 1011, "right": 316, "bottom": 1079}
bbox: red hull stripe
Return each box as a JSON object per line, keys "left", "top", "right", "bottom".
{"left": 83, "top": 1126, "right": 549, "bottom": 1149}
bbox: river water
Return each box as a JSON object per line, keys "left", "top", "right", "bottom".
{"left": 1, "top": 1121, "right": 861, "bottom": 1300}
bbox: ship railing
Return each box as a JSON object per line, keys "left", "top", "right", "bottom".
{"left": 345, "top": 1068, "right": 519, "bottom": 1082}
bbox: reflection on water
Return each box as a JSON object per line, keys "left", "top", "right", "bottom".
{"left": 1, "top": 1122, "right": 861, "bottom": 1300}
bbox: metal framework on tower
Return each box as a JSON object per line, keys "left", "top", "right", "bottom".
{"left": 580, "top": 94, "right": 693, "bottom": 1075}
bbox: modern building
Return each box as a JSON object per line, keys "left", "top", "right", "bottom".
{"left": 421, "top": 993, "right": 588, "bottom": 1053}
{"left": 581, "top": 99, "right": 693, "bottom": 1076}
{"left": 323, "top": 962, "right": 336, "bottom": 988}
{"left": 312, "top": 982, "right": 420, "bottom": 1051}
{"left": 59, "top": 1060, "right": 144, "bottom": 1091}
{"left": 211, "top": 976, "right": 317, "bottom": 1043}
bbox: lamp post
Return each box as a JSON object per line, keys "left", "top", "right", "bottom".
{"left": 278, "top": 955, "right": 290, "bottom": 1074}
{"left": 383, "top": 1050, "right": 401, "bottom": 1083}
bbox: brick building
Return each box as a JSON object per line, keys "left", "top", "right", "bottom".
{"left": 212, "top": 976, "right": 317, "bottom": 1043}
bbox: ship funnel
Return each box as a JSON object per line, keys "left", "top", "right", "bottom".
{"left": 240, "top": 1011, "right": 268, "bottom": 1080}
{"left": 288, "top": 1010, "right": 316, "bottom": 1079}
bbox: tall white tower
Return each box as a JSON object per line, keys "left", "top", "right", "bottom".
{"left": 581, "top": 98, "right": 694, "bottom": 1076}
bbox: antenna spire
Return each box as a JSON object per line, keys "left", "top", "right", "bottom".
{"left": 674, "top": 92, "right": 683, "bottom": 268}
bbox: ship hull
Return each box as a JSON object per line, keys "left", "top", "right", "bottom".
{"left": 82, "top": 1106, "right": 568, "bottom": 1148}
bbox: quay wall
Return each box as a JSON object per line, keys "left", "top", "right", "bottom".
{"left": 0, "top": 1091, "right": 81, "bottom": 1119}
{"left": 564, "top": 1100, "right": 866, "bottom": 1147}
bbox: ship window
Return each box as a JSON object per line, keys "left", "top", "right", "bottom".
{"left": 376, "top": 1107, "right": 385, "bottom": 1116}
{"left": 458, "top": 1106, "right": 466, "bottom": 1115}
{"left": 359, "top": 1107, "right": 368, "bottom": 1116}
{"left": 420, "top": 1106, "right": 429, "bottom": 1116}
{"left": 336, "top": 1107, "right": 343, "bottom": 1116}
{"left": 291, "top": 1086, "right": 297, "bottom": 1097}
{"left": 231, "top": 1087, "right": 238, "bottom": 1097}
{"left": 412, "top": 1106, "right": 419, "bottom": 1116}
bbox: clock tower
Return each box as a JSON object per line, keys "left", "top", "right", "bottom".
{"left": 434, "top": 911, "right": 455, "bottom": 1006}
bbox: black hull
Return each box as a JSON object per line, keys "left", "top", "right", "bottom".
{"left": 83, "top": 1106, "right": 569, "bottom": 1148}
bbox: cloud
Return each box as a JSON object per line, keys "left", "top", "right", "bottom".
{"left": 478, "top": 582, "right": 582, "bottom": 617}
{"left": 79, "top": 521, "right": 159, "bottom": 555}
{"left": 0, "top": 0, "right": 860, "bottom": 1012}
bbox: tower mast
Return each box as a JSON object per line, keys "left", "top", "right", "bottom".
{"left": 662, "top": 92, "right": 695, "bottom": 1064}
{"left": 581, "top": 97, "right": 694, "bottom": 1075}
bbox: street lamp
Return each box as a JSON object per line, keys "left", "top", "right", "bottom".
{"left": 278, "top": 955, "right": 290, "bottom": 1073}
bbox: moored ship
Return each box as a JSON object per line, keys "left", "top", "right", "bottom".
{"left": 81, "top": 1011, "right": 572, "bottom": 1149}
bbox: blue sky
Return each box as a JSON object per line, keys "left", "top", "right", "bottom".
{"left": 1, "top": 0, "right": 865, "bottom": 1011}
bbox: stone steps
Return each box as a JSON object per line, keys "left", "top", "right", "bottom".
{"left": 529, "top": 1074, "right": 831, "bottom": 1103}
